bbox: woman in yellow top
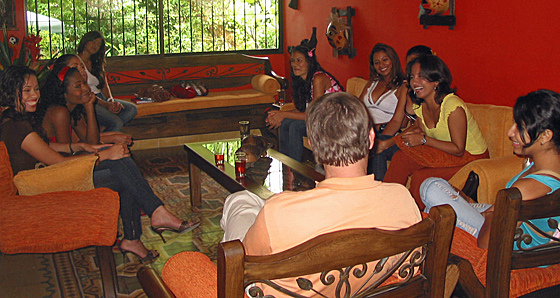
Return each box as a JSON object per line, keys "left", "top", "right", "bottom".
{"left": 384, "top": 55, "right": 489, "bottom": 208}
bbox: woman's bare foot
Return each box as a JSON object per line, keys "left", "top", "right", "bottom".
{"left": 150, "top": 205, "right": 185, "bottom": 230}
{"left": 119, "top": 238, "right": 159, "bottom": 260}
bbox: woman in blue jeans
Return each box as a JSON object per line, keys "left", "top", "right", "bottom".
{"left": 25, "top": 65, "right": 199, "bottom": 263}
{"left": 77, "top": 31, "right": 137, "bottom": 132}
{"left": 266, "top": 36, "right": 342, "bottom": 162}
{"left": 421, "top": 89, "right": 560, "bottom": 249}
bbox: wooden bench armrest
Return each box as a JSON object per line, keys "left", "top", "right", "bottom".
{"left": 137, "top": 266, "right": 176, "bottom": 298}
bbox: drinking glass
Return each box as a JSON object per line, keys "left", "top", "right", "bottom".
{"left": 239, "top": 120, "right": 250, "bottom": 140}
{"left": 214, "top": 142, "right": 226, "bottom": 170}
{"left": 235, "top": 152, "right": 247, "bottom": 179}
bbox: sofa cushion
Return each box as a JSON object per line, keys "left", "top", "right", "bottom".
{"left": 129, "top": 89, "right": 276, "bottom": 118}
{"left": 251, "top": 74, "right": 280, "bottom": 94}
{"left": 13, "top": 154, "right": 97, "bottom": 196}
{"left": 0, "top": 188, "right": 119, "bottom": 254}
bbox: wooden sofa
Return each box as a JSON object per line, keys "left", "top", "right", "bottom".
{"left": 347, "top": 77, "right": 523, "bottom": 202}
{"left": 105, "top": 54, "right": 287, "bottom": 140}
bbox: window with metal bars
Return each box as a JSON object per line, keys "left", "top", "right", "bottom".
{"left": 27, "top": 0, "right": 281, "bottom": 59}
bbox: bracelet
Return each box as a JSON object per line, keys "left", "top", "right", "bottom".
{"left": 69, "top": 143, "right": 76, "bottom": 155}
{"left": 421, "top": 136, "right": 427, "bottom": 145}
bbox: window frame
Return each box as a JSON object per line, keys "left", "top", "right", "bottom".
{"left": 25, "top": 0, "right": 284, "bottom": 59}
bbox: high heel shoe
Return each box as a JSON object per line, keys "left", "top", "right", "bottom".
{"left": 118, "top": 242, "right": 159, "bottom": 264}
{"left": 151, "top": 219, "right": 201, "bottom": 243}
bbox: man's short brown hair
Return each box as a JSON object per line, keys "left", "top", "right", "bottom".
{"left": 306, "top": 92, "right": 373, "bottom": 166}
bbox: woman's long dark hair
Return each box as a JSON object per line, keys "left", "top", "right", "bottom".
{"left": 37, "top": 63, "right": 86, "bottom": 127}
{"left": 406, "top": 54, "right": 455, "bottom": 105}
{"left": 77, "top": 31, "right": 106, "bottom": 90}
{"left": 369, "top": 43, "right": 405, "bottom": 90}
{"left": 290, "top": 44, "right": 342, "bottom": 112}
{"left": 0, "top": 65, "right": 47, "bottom": 140}
{"left": 514, "top": 89, "right": 560, "bottom": 153}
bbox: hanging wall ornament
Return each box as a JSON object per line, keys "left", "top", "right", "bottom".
{"left": 420, "top": 0, "right": 456, "bottom": 29}
{"left": 422, "top": 0, "right": 449, "bottom": 15}
{"left": 326, "top": 7, "right": 356, "bottom": 58}
{"left": 326, "top": 12, "right": 349, "bottom": 51}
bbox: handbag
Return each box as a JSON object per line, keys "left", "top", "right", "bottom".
{"left": 136, "top": 84, "right": 172, "bottom": 102}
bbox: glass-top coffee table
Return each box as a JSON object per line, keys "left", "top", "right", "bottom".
{"left": 184, "top": 139, "right": 325, "bottom": 207}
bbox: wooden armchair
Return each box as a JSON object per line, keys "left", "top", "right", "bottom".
{"left": 451, "top": 187, "right": 560, "bottom": 297}
{"left": 138, "top": 204, "right": 457, "bottom": 298}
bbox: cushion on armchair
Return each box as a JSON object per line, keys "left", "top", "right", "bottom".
{"left": 0, "top": 142, "right": 17, "bottom": 196}
{"left": 162, "top": 251, "right": 219, "bottom": 298}
{"left": 0, "top": 188, "right": 120, "bottom": 254}
{"left": 13, "top": 154, "right": 98, "bottom": 196}
{"left": 451, "top": 226, "right": 560, "bottom": 297}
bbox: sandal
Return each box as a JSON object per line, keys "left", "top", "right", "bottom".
{"left": 151, "top": 219, "right": 201, "bottom": 243}
{"left": 118, "top": 242, "right": 159, "bottom": 264}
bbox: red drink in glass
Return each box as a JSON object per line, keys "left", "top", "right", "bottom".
{"left": 214, "top": 153, "right": 224, "bottom": 170}
{"left": 235, "top": 160, "right": 246, "bottom": 179}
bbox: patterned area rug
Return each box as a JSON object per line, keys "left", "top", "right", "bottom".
{"left": 0, "top": 147, "right": 230, "bottom": 297}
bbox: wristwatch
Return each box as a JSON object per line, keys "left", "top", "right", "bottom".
{"left": 421, "top": 136, "right": 427, "bottom": 145}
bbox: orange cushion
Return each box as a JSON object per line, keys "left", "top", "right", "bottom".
{"left": 0, "top": 142, "right": 17, "bottom": 196}
{"left": 0, "top": 188, "right": 119, "bottom": 254}
{"left": 451, "top": 226, "right": 560, "bottom": 297}
{"left": 162, "top": 251, "right": 219, "bottom": 298}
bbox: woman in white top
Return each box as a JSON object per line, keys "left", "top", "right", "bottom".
{"left": 77, "top": 31, "right": 137, "bottom": 132}
{"left": 359, "top": 43, "right": 407, "bottom": 179}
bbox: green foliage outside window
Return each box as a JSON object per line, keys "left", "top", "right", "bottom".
{"left": 27, "top": 0, "right": 280, "bottom": 59}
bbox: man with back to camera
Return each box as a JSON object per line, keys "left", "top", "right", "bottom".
{"left": 220, "top": 91, "right": 422, "bottom": 296}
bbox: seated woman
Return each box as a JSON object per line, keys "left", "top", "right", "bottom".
{"left": 77, "top": 31, "right": 137, "bottom": 132}
{"left": 265, "top": 38, "right": 342, "bottom": 162}
{"left": 368, "top": 44, "right": 434, "bottom": 180}
{"left": 360, "top": 43, "right": 406, "bottom": 179}
{"left": 383, "top": 55, "right": 489, "bottom": 208}
{"left": 52, "top": 54, "right": 133, "bottom": 145}
{"left": 2, "top": 65, "right": 197, "bottom": 263}
{"left": 421, "top": 89, "right": 560, "bottom": 249}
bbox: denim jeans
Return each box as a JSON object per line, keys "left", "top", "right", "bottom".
{"left": 368, "top": 134, "right": 400, "bottom": 181}
{"left": 93, "top": 157, "right": 164, "bottom": 240}
{"left": 279, "top": 118, "right": 307, "bottom": 162}
{"left": 95, "top": 93, "right": 138, "bottom": 132}
{"left": 420, "top": 177, "right": 492, "bottom": 238}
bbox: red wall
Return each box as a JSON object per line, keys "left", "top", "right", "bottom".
{"left": 283, "top": 1, "right": 560, "bottom": 107}
{"left": 11, "top": 0, "right": 560, "bottom": 106}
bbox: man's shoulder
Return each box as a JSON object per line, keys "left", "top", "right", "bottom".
{"left": 265, "top": 180, "right": 413, "bottom": 207}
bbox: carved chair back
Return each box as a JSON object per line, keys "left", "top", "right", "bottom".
{"left": 217, "top": 205, "right": 456, "bottom": 298}
{"left": 485, "top": 187, "right": 560, "bottom": 297}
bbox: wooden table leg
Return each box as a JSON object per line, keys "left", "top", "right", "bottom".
{"left": 189, "top": 162, "right": 202, "bottom": 207}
